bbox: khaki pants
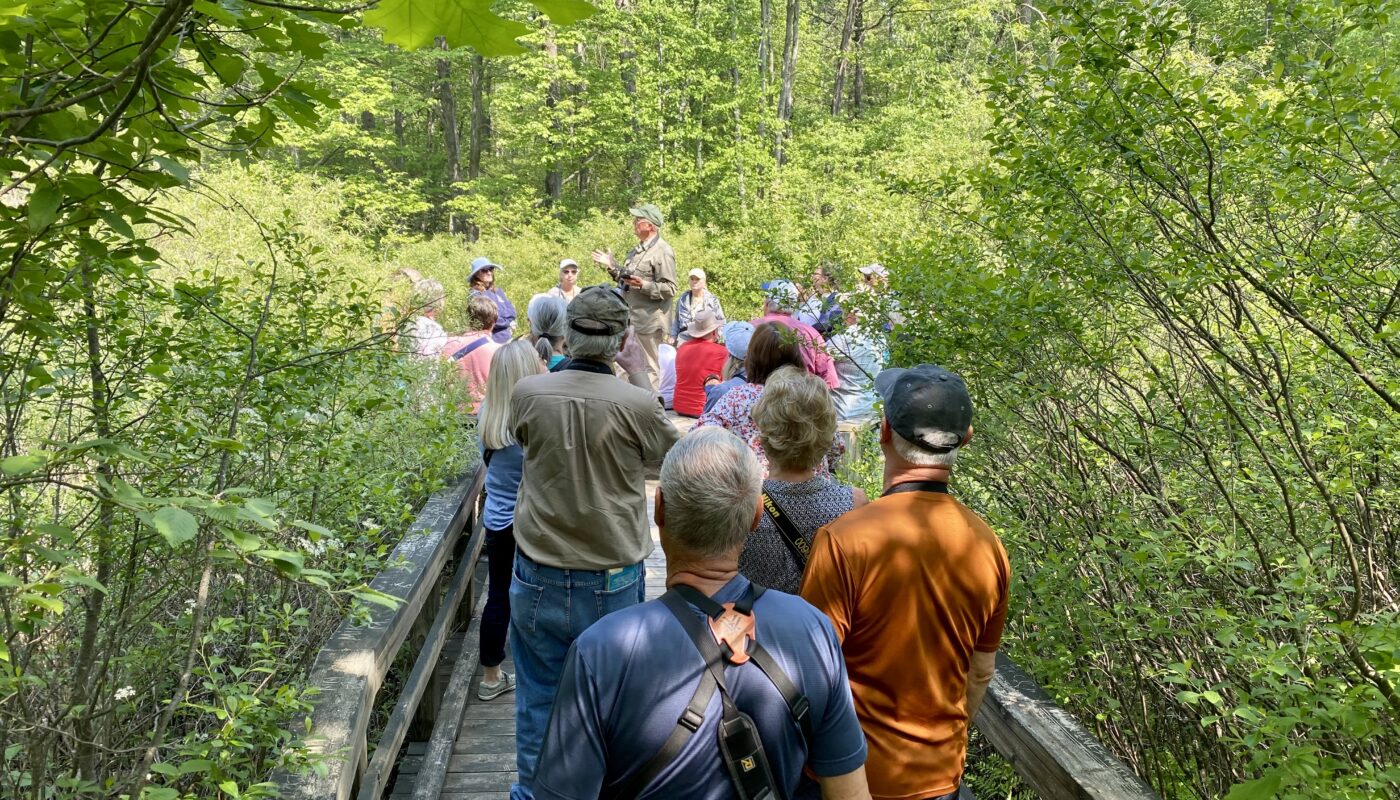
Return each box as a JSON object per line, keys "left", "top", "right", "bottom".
{"left": 635, "top": 327, "right": 662, "bottom": 390}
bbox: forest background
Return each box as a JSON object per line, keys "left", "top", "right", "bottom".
{"left": 1, "top": 0, "right": 1397, "bottom": 798}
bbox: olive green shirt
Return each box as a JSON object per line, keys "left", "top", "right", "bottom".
{"left": 621, "top": 234, "right": 678, "bottom": 335}
{"left": 511, "top": 365, "right": 680, "bottom": 569}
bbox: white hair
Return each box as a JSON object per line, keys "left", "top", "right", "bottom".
{"left": 527, "top": 294, "right": 567, "bottom": 361}
{"left": 565, "top": 327, "right": 624, "bottom": 360}
{"left": 891, "top": 430, "right": 962, "bottom": 468}
{"left": 764, "top": 298, "right": 796, "bottom": 315}
{"left": 659, "top": 428, "right": 762, "bottom": 557}
{"left": 410, "top": 279, "right": 445, "bottom": 313}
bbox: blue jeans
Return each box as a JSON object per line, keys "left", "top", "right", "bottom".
{"left": 509, "top": 552, "right": 645, "bottom": 800}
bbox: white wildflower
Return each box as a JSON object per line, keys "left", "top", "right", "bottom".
{"left": 115, "top": 686, "right": 135, "bottom": 702}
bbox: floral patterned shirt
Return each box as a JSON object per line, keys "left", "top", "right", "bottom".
{"left": 695, "top": 383, "right": 845, "bottom": 476}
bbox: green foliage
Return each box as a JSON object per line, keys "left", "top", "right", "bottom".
{"left": 886, "top": 0, "right": 1400, "bottom": 796}
{"left": 366, "top": 0, "right": 596, "bottom": 53}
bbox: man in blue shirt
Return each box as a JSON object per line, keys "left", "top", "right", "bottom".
{"left": 534, "top": 428, "right": 871, "bottom": 800}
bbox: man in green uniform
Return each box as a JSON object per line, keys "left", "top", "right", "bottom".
{"left": 591, "top": 203, "right": 678, "bottom": 390}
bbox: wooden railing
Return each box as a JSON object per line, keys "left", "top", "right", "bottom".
{"left": 977, "top": 654, "right": 1160, "bottom": 798}
{"left": 271, "top": 466, "right": 486, "bottom": 800}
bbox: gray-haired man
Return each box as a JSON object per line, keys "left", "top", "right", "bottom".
{"left": 508, "top": 285, "right": 681, "bottom": 799}
{"left": 534, "top": 427, "right": 871, "bottom": 799}
{"left": 591, "top": 203, "right": 678, "bottom": 390}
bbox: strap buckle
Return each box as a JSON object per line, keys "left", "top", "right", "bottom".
{"left": 679, "top": 707, "right": 705, "bottom": 732}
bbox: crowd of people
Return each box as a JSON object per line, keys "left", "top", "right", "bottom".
{"left": 395, "top": 205, "right": 1009, "bottom": 800}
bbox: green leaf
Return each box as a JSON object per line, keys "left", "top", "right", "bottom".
{"left": 178, "top": 758, "right": 216, "bottom": 775}
{"left": 1223, "top": 771, "right": 1283, "bottom": 800}
{"left": 147, "top": 507, "right": 199, "bottom": 547}
{"left": 527, "top": 0, "right": 597, "bottom": 25}
{"left": 365, "top": 0, "right": 530, "bottom": 54}
{"left": 290, "top": 519, "right": 332, "bottom": 541}
{"left": 26, "top": 184, "right": 62, "bottom": 232}
{"left": 0, "top": 574, "right": 24, "bottom": 589}
{"left": 364, "top": 0, "right": 441, "bottom": 50}
{"left": 20, "top": 594, "right": 64, "bottom": 614}
{"left": 1, "top": 453, "right": 47, "bottom": 476}
{"left": 220, "top": 528, "right": 263, "bottom": 552}
{"left": 151, "top": 155, "right": 190, "bottom": 184}
{"left": 256, "top": 550, "right": 304, "bottom": 578}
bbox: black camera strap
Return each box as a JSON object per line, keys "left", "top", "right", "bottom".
{"left": 760, "top": 492, "right": 810, "bottom": 569}
{"left": 612, "top": 584, "right": 811, "bottom": 799}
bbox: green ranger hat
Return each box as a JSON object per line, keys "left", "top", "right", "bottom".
{"left": 628, "top": 203, "right": 664, "bottom": 227}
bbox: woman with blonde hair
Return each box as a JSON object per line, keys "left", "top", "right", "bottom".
{"left": 474, "top": 340, "right": 542, "bottom": 700}
{"left": 738, "top": 365, "right": 868, "bottom": 593}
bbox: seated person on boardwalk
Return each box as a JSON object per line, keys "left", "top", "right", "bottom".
{"left": 526, "top": 293, "right": 568, "bottom": 371}
{"left": 752, "top": 279, "right": 839, "bottom": 389}
{"left": 534, "top": 427, "right": 871, "bottom": 800}
{"left": 469, "top": 256, "right": 518, "bottom": 344}
{"left": 703, "top": 320, "right": 753, "bottom": 413}
{"left": 801, "top": 365, "right": 1010, "bottom": 800}
{"left": 824, "top": 305, "right": 885, "bottom": 423}
{"left": 473, "top": 340, "right": 542, "bottom": 703}
{"left": 546, "top": 258, "right": 582, "bottom": 304}
{"left": 404, "top": 277, "right": 448, "bottom": 358}
{"left": 796, "top": 264, "right": 843, "bottom": 337}
{"left": 508, "top": 285, "right": 681, "bottom": 800}
{"left": 672, "top": 309, "right": 728, "bottom": 417}
{"left": 739, "top": 366, "right": 868, "bottom": 594}
{"left": 439, "top": 294, "right": 501, "bottom": 413}
{"left": 672, "top": 267, "right": 725, "bottom": 344}
{"left": 698, "top": 323, "right": 844, "bottom": 476}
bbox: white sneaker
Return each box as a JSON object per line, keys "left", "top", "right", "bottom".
{"left": 477, "top": 671, "right": 516, "bottom": 701}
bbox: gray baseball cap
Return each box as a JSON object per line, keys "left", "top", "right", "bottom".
{"left": 875, "top": 365, "right": 973, "bottom": 454}
{"left": 568, "top": 285, "right": 631, "bottom": 336}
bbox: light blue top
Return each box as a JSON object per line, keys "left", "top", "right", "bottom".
{"left": 481, "top": 442, "right": 525, "bottom": 531}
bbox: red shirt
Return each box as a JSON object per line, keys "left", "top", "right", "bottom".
{"left": 673, "top": 338, "right": 728, "bottom": 417}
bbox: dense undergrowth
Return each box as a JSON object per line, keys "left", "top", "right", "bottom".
{"left": 3, "top": 0, "right": 1397, "bottom": 797}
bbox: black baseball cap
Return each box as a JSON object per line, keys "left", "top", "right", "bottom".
{"left": 874, "top": 365, "right": 973, "bottom": 454}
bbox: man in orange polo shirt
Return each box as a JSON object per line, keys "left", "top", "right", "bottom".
{"left": 801, "top": 364, "right": 1010, "bottom": 800}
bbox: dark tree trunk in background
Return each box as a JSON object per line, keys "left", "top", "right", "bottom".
{"left": 775, "top": 0, "right": 799, "bottom": 165}
{"left": 544, "top": 33, "right": 563, "bottom": 209}
{"left": 468, "top": 54, "right": 487, "bottom": 181}
{"left": 393, "top": 108, "right": 406, "bottom": 169}
{"left": 758, "top": 0, "right": 772, "bottom": 142}
{"left": 360, "top": 110, "right": 376, "bottom": 130}
{"left": 832, "top": 0, "right": 859, "bottom": 115}
{"left": 851, "top": 0, "right": 865, "bottom": 115}
{"left": 436, "top": 37, "right": 461, "bottom": 235}
{"left": 617, "top": 0, "right": 641, "bottom": 191}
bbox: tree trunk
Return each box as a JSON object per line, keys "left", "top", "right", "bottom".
{"left": 758, "top": 0, "right": 772, "bottom": 141}
{"left": 617, "top": 0, "right": 641, "bottom": 191}
{"left": 831, "top": 0, "right": 859, "bottom": 116}
{"left": 393, "top": 108, "right": 406, "bottom": 170}
{"left": 544, "top": 33, "right": 562, "bottom": 208}
{"left": 436, "top": 37, "right": 461, "bottom": 235}
{"left": 775, "top": 0, "right": 799, "bottom": 165}
{"left": 468, "top": 54, "right": 486, "bottom": 181}
{"left": 851, "top": 0, "right": 865, "bottom": 115}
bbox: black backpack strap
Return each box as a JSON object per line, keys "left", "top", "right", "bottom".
{"left": 746, "top": 640, "right": 813, "bottom": 745}
{"left": 611, "top": 656, "right": 718, "bottom": 798}
{"left": 761, "top": 492, "right": 811, "bottom": 568}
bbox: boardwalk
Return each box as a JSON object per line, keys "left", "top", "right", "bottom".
{"left": 388, "top": 416, "right": 695, "bottom": 799}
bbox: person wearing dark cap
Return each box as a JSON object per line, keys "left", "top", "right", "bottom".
{"left": 800, "top": 365, "right": 1010, "bottom": 800}
{"left": 507, "top": 284, "right": 681, "bottom": 800}
{"left": 590, "top": 203, "right": 678, "bottom": 390}
{"left": 469, "top": 255, "right": 518, "bottom": 344}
